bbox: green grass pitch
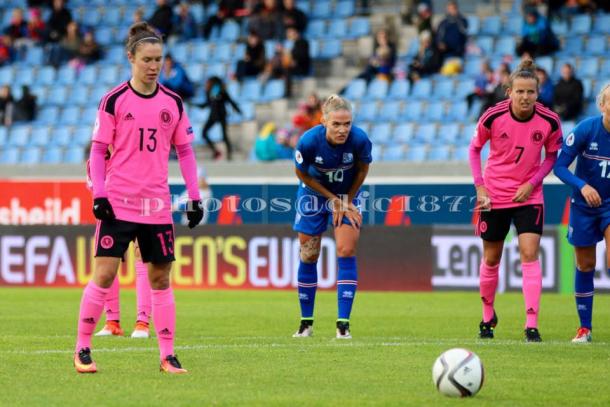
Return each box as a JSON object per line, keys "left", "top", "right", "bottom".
{"left": 1, "top": 288, "right": 609, "bottom": 406}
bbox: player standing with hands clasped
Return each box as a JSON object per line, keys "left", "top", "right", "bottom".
{"left": 553, "top": 83, "right": 610, "bottom": 343}
{"left": 73, "top": 22, "right": 204, "bottom": 374}
{"left": 291, "top": 95, "right": 372, "bottom": 339}
{"left": 469, "top": 60, "right": 562, "bottom": 342}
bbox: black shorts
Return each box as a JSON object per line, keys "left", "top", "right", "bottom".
{"left": 479, "top": 204, "right": 544, "bottom": 242}
{"left": 95, "top": 219, "right": 175, "bottom": 263}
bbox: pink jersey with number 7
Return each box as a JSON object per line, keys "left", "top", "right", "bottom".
{"left": 470, "top": 100, "right": 562, "bottom": 209}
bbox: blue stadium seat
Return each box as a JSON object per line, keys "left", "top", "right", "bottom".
{"left": 406, "top": 145, "right": 427, "bottom": 161}
{"left": 52, "top": 127, "right": 73, "bottom": 147}
{"left": 461, "top": 124, "right": 477, "bottom": 141}
{"left": 296, "top": 1, "right": 311, "bottom": 15}
{"left": 0, "top": 127, "right": 7, "bottom": 145}
{"left": 36, "top": 106, "right": 59, "bottom": 125}
{"left": 185, "top": 64, "right": 204, "bottom": 83}
{"left": 371, "top": 145, "right": 382, "bottom": 162}
{"left": 171, "top": 43, "right": 190, "bottom": 63}
{"left": 78, "top": 65, "right": 98, "bottom": 85}
{"left": 493, "top": 37, "right": 516, "bottom": 57}
{"left": 192, "top": 42, "right": 210, "bottom": 63}
{"left": 551, "top": 19, "right": 568, "bottom": 36}
{"left": 25, "top": 46, "right": 44, "bottom": 65}
{"left": 570, "top": 14, "right": 591, "bottom": 35}
{"left": 404, "top": 38, "right": 419, "bottom": 58}
{"left": 36, "top": 66, "right": 56, "bottom": 86}
{"left": 428, "top": 146, "right": 451, "bottom": 161}
{"left": 57, "top": 66, "right": 77, "bottom": 85}
{"left": 211, "top": 43, "right": 232, "bottom": 62}
{"left": 356, "top": 101, "right": 377, "bottom": 122}
{"left": 349, "top": 17, "right": 370, "bottom": 38}
{"left": 378, "top": 101, "right": 401, "bottom": 122}
{"left": 475, "top": 36, "right": 494, "bottom": 56}
{"left": 226, "top": 80, "right": 240, "bottom": 100}
{"left": 600, "top": 59, "right": 610, "bottom": 77}
{"left": 240, "top": 80, "right": 262, "bottom": 101}
{"left": 357, "top": 122, "right": 371, "bottom": 135}
{"left": 578, "top": 57, "right": 599, "bottom": 78}
{"left": 105, "top": 46, "right": 125, "bottom": 64}
{"left": 59, "top": 106, "right": 82, "bottom": 126}
{"left": 327, "top": 19, "right": 348, "bottom": 38}
{"left": 454, "top": 79, "right": 474, "bottom": 99}
{"left": 466, "top": 15, "right": 479, "bottom": 36}
{"left": 432, "top": 79, "right": 454, "bottom": 100}
{"left": 402, "top": 101, "right": 423, "bottom": 121}
{"left": 584, "top": 102, "right": 599, "bottom": 116}
{"left": 312, "top": 1, "right": 332, "bottom": 19}
{"left": 82, "top": 107, "right": 97, "bottom": 125}
{"left": 452, "top": 145, "right": 469, "bottom": 161}
{"left": 7, "top": 126, "right": 30, "bottom": 147}
{"left": 463, "top": 57, "right": 482, "bottom": 77}
{"left": 0, "top": 147, "right": 20, "bottom": 164}
{"left": 388, "top": 79, "right": 409, "bottom": 99}
{"left": 104, "top": 8, "right": 121, "bottom": 26}
{"left": 503, "top": 14, "right": 523, "bottom": 36}
{"left": 449, "top": 100, "right": 469, "bottom": 122}
{"left": 535, "top": 56, "right": 553, "bottom": 75}
{"left": 381, "top": 147, "right": 405, "bottom": 161}
{"left": 16, "top": 66, "right": 35, "bottom": 86}
{"left": 42, "top": 147, "right": 63, "bottom": 164}
{"left": 559, "top": 36, "right": 584, "bottom": 56}
{"left": 336, "top": 1, "right": 355, "bottom": 18}
{"left": 73, "top": 126, "right": 92, "bottom": 146}
{"left": 370, "top": 123, "right": 392, "bottom": 145}
{"left": 425, "top": 101, "right": 445, "bottom": 122}
{"left": 20, "top": 147, "right": 41, "bottom": 165}
{"left": 64, "top": 147, "right": 84, "bottom": 164}
{"left": 207, "top": 63, "right": 227, "bottom": 78}
{"left": 46, "top": 85, "right": 69, "bottom": 106}
{"left": 392, "top": 122, "right": 414, "bottom": 144}
{"left": 585, "top": 36, "right": 606, "bottom": 56}
{"left": 99, "top": 65, "right": 119, "bottom": 86}
{"left": 411, "top": 79, "right": 432, "bottom": 99}
{"left": 306, "top": 20, "right": 326, "bottom": 38}
{"left": 220, "top": 20, "right": 240, "bottom": 41}
{"left": 416, "top": 123, "right": 437, "bottom": 143}
{"left": 95, "top": 27, "right": 115, "bottom": 47}
{"left": 481, "top": 16, "right": 501, "bottom": 36}
{"left": 262, "top": 79, "right": 285, "bottom": 101}
{"left": 344, "top": 79, "right": 366, "bottom": 100}
{"left": 438, "top": 123, "right": 460, "bottom": 143}
{"left": 0, "top": 66, "right": 15, "bottom": 85}
{"left": 30, "top": 127, "right": 50, "bottom": 147}
{"left": 367, "top": 79, "right": 388, "bottom": 99}
{"left": 593, "top": 14, "right": 610, "bottom": 34}
{"left": 319, "top": 39, "right": 342, "bottom": 58}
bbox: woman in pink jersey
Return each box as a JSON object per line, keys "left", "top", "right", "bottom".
{"left": 73, "top": 22, "right": 204, "bottom": 374}
{"left": 469, "top": 60, "right": 562, "bottom": 342}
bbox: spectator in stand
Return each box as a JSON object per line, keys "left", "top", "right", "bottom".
{"left": 351, "top": 28, "right": 397, "bottom": 85}
{"left": 553, "top": 63, "right": 584, "bottom": 121}
{"left": 466, "top": 59, "right": 495, "bottom": 109}
{"left": 13, "top": 85, "right": 37, "bottom": 122}
{"left": 249, "top": 0, "right": 283, "bottom": 41}
{"left": 77, "top": 30, "right": 102, "bottom": 65}
{"left": 159, "top": 53, "right": 194, "bottom": 100}
{"left": 535, "top": 67, "right": 553, "bottom": 108}
{"left": 203, "top": 0, "right": 246, "bottom": 40}
{"left": 292, "top": 93, "right": 322, "bottom": 136}
{"left": 235, "top": 30, "right": 266, "bottom": 81}
{"left": 414, "top": 3, "right": 433, "bottom": 34}
{"left": 407, "top": 30, "right": 441, "bottom": 83}
{"left": 0, "top": 85, "right": 14, "bottom": 127}
{"left": 282, "top": 0, "right": 307, "bottom": 34}
{"left": 284, "top": 26, "right": 310, "bottom": 96}
{"left": 436, "top": 0, "right": 468, "bottom": 60}
{"left": 58, "top": 21, "right": 82, "bottom": 67}
{"left": 197, "top": 76, "right": 242, "bottom": 160}
{"left": 133, "top": 7, "right": 145, "bottom": 24}
{"left": 479, "top": 63, "right": 510, "bottom": 115}
{"left": 0, "top": 35, "right": 15, "bottom": 66}
{"left": 4, "top": 8, "right": 29, "bottom": 60}
{"left": 45, "top": 0, "right": 72, "bottom": 43}
{"left": 515, "top": 8, "right": 558, "bottom": 57}
{"left": 149, "top": 0, "right": 174, "bottom": 40}
{"left": 27, "top": 8, "right": 45, "bottom": 44}
{"left": 173, "top": 2, "right": 198, "bottom": 41}
{"left": 261, "top": 42, "right": 290, "bottom": 85}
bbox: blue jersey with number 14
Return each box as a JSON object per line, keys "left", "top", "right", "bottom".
{"left": 294, "top": 124, "right": 373, "bottom": 196}
{"left": 560, "top": 116, "right": 610, "bottom": 207}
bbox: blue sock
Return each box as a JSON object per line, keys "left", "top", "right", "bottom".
{"left": 297, "top": 261, "right": 318, "bottom": 319}
{"left": 337, "top": 257, "right": 358, "bottom": 321}
{"left": 574, "top": 268, "right": 594, "bottom": 330}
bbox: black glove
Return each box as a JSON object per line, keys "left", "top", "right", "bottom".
{"left": 93, "top": 197, "right": 116, "bottom": 221}
{"left": 186, "top": 199, "right": 204, "bottom": 229}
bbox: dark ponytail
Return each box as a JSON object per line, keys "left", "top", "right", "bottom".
{"left": 125, "top": 22, "right": 162, "bottom": 55}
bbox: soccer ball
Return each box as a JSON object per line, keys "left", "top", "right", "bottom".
{"left": 432, "top": 348, "right": 484, "bottom": 397}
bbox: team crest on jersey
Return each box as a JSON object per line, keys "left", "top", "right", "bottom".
{"left": 159, "top": 109, "right": 174, "bottom": 128}
{"left": 589, "top": 142, "right": 598, "bottom": 151}
{"left": 342, "top": 153, "right": 353, "bottom": 163}
{"left": 566, "top": 133, "right": 575, "bottom": 146}
{"left": 315, "top": 156, "right": 324, "bottom": 164}
{"left": 531, "top": 130, "right": 544, "bottom": 144}
{"left": 295, "top": 150, "right": 303, "bottom": 164}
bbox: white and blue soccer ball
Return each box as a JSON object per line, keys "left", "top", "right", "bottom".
{"left": 432, "top": 348, "right": 484, "bottom": 397}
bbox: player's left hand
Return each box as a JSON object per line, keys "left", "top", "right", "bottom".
{"left": 186, "top": 200, "right": 204, "bottom": 229}
{"left": 512, "top": 182, "right": 534, "bottom": 203}
{"left": 345, "top": 202, "right": 362, "bottom": 229}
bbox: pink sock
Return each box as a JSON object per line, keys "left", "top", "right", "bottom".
{"left": 105, "top": 275, "right": 120, "bottom": 321}
{"left": 76, "top": 281, "right": 109, "bottom": 351}
{"left": 135, "top": 260, "right": 152, "bottom": 323}
{"left": 522, "top": 260, "right": 542, "bottom": 328}
{"left": 152, "top": 287, "right": 176, "bottom": 359}
{"left": 479, "top": 261, "right": 499, "bottom": 322}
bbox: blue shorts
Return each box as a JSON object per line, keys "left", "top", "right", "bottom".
{"left": 568, "top": 202, "right": 610, "bottom": 247}
{"left": 293, "top": 191, "right": 363, "bottom": 236}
